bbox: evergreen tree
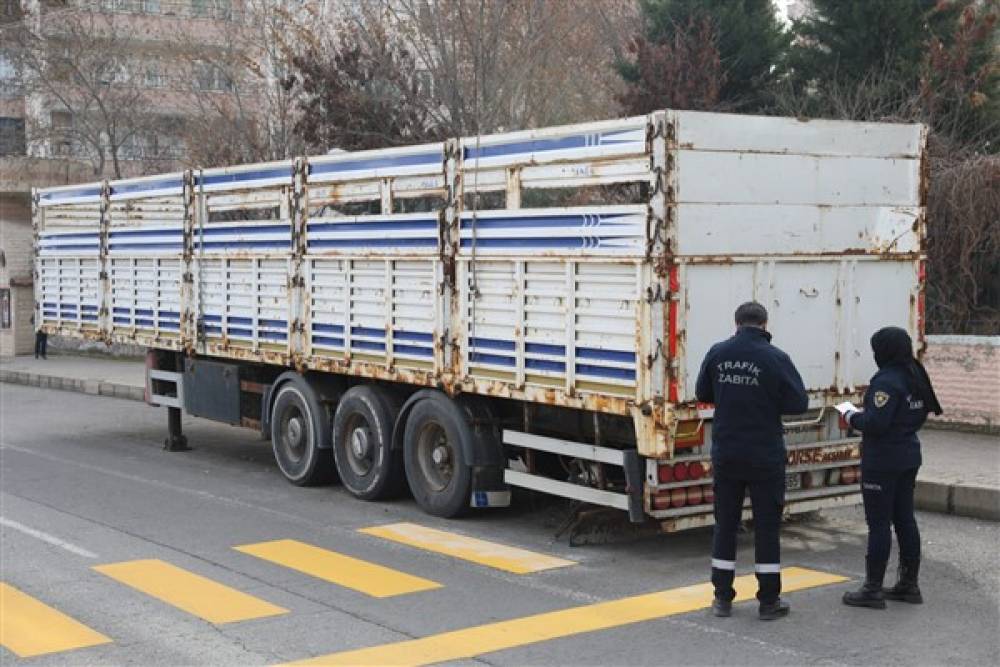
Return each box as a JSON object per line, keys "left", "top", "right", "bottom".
{"left": 619, "top": 0, "right": 789, "bottom": 111}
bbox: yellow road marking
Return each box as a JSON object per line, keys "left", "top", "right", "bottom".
{"left": 283, "top": 566, "right": 847, "bottom": 666}
{"left": 0, "top": 582, "right": 111, "bottom": 658}
{"left": 234, "top": 539, "right": 441, "bottom": 598}
{"left": 93, "top": 559, "right": 287, "bottom": 624}
{"left": 359, "top": 522, "right": 576, "bottom": 574}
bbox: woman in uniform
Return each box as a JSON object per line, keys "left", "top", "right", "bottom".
{"left": 840, "top": 326, "right": 942, "bottom": 609}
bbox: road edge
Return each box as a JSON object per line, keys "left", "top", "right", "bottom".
{"left": 0, "top": 368, "right": 144, "bottom": 403}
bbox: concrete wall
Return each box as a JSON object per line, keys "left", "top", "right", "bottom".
{"left": 924, "top": 335, "right": 1000, "bottom": 432}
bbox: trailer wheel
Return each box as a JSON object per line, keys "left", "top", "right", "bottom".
{"left": 270, "top": 381, "right": 333, "bottom": 486}
{"left": 332, "top": 385, "right": 405, "bottom": 500}
{"left": 403, "top": 397, "right": 472, "bottom": 518}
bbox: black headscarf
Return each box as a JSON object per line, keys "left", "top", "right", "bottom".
{"left": 871, "top": 326, "right": 943, "bottom": 415}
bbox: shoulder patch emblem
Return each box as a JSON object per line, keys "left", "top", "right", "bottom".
{"left": 873, "top": 391, "right": 890, "bottom": 408}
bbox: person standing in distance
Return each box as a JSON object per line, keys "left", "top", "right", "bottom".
{"left": 840, "top": 326, "right": 941, "bottom": 609}
{"left": 695, "top": 301, "right": 809, "bottom": 621}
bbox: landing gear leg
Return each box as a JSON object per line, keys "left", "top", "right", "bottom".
{"left": 164, "top": 405, "right": 190, "bottom": 451}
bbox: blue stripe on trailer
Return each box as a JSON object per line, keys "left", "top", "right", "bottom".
{"left": 41, "top": 232, "right": 100, "bottom": 241}
{"left": 394, "top": 330, "right": 434, "bottom": 343}
{"left": 312, "top": 336, "right": 344, "bottom": 347}
{"left": 464, "top": 135, "right": 588, "bottom": 161}
{"left": 200, "top": 224, "right": 290, "bottom": 236}
{"left": 307, "top": 219, "right": 437, "bottom": 233}
{"left": 577, "top": 347, "right": 636, "bottom": 363}
{"left": 353, "top": 340, "right": 386, "bottom": 352}
{"left": 228, "top": 316, "right": 252, "bottom": 325}
{"left": 227, "top": 327, "right": 252, "bottom": 337}
{"left": 109, "top": 242, "right": 182, "bottom": 251}
{"left": 204, "top": 325, "right": 222, "bottom": 334}
{"left": 309, "top": 238, "right": 437, "bottom": 249}
{"left": 202, "top": 314, "right": 222, "bottom": 322}
{"left": 59, "top": 304, "right": 78, "bottom": 311}
{"left": 576, "top": 364, "right": 636, "bottom": 381}
{"left": 310, "top": 152, "right": 440, "bottom": 176}
{"left": 43, "top": 302, "right": 57, "bottom": 308}
{"left": 135, "top": 318, "right": 154, "bottom": 327}
{"left": 81, "top": 304, "right": 99, "bottom": 312}
{"left": 259, "top": 318, "right": 286, "bottom": 328}
{"left": 159, "top": 321, "right": 180, "bottom": 330}
{"left": 394, "top": 344, "right": 433, "bottom": 357}
{"left": 459, "top": 238, "right": 584, "bottom": 249}
{"left": 135, "top": 309, "right": 153, "bottom": 316}
{"left": 158, "top": 310, "right": 180, "bottom": 318}
{"left": 469, "top": 337, "right": 515, "bottom": 352}
{"left": 351, "top": 326, "right": 385, "bottom": 338}
{"left": 312, "top": 323, "right": 344, "bottom": 333}
{"left": 459, "top": 214, "right": 632, "bottom": 230}
{"left": 260, "top": 331, "right": 287, "bottom": 341}
{"left": 39, "top": 185, "right": 103, "bottom": 202}
{"left": 43, "top": 311, "right": 58, "bottom": 318}
{"left": 110, "top": 229, "right": 182, "bottom": 239}
{"left": 198, "top": 166, "right": 292, "bottom": 187}
{"left": 525, "top": 342, "right": 565, "bottom": 356}
{"left": 43, "top": 244, "right": 101, "bottom": 252}
{"left": 526, "top": 358, "right": 566, "bottom": 373}
{"left": 196, "top": 240, "right": 291, "bottom": 250}
{"left": 470, "top": 352, "right": 515, "bottom": 367}
{"left": 113, "top": 317, "right": 130, "bottom": 324}
{"left": 81, "top": 314, "right": 98, "bottom": 321}
{"left": 111, "top": 177, "right": 183, "bottom": 197}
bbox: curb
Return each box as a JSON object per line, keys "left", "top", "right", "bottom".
{"left": 915, "top": 479, "right": 1000, "bottom": 522}
{"left": 0, "top": 369, "right": 145, "bottom": 403}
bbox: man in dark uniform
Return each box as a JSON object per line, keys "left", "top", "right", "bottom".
{"left": 696, "top": 301, "right": 809, "bottom": 620}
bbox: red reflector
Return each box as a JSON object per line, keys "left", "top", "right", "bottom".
{"left": 672, "top": 462, "right": 689, "bottom": 481}
{"left": 657, "top": 465, "right": 673, "bottom": 483}
{"left": 703, "top": 484, "right": 714, "bottom": 504}
{"left": 670, "top": 487, "right": 686, "bottom": 508}
{"left": 688, "top": 461, "right": 705, "bottom": 480}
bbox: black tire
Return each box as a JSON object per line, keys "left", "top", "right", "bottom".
{"left": 270, "top": 380, "right": 334, "bottom": 486}
{"left": 403, "top": 397, "right": 472, "bottom": 518}
{"left": 332, "top": 385, "right": 405, "bottom": 500}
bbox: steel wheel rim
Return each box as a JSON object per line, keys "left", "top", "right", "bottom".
{"left": 344, "top": 414, "right": 375, "bottom": 477}
{"left": 415, "top": 422, "right": 453, "bottom": 492}
{"left": 280, "top": 406, "right": 307, "bottom": 463}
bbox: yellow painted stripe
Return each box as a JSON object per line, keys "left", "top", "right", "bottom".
{"left": 0, "top": 582, "right": 111, "bottom": 658}
{"left": 234, "top": 539, "right": 441, "bottom": 598}
{"left": 359, "top": 522, "right": 576, "bottom": 574}
{"left": 93, "top": 559, "right": 287, "bottom": 624}
{"left": 283, "top": 566, "right": 847, "bottom": 666}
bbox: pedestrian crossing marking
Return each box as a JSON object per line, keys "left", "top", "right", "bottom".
{"left": 0, "top": 581, "right": 111, "bottom": 658}
{"left": 234, "top": 539, "right": 442, "bottom": 598}
{"left": 281, "top": 566, "right": 847, "bottom": 666}
{"left": 359, "top": 522, "right": 576, "bottom": 574}
{"left": 92, "top": 559, "right": 288, "bottom": 624}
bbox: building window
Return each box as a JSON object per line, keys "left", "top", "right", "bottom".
{"left": 0, "top": 117, "right": 26, "bottom": 156}
{"left": 193, "top": 60, "right": 233, "bottom": 91}
{"left": 192, "top": 0, "right": 232, "bottom": 20}
{"left": 0, "top": 289, "right": 10, "bottom": 330}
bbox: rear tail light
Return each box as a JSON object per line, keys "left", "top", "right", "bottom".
{"left": 688, "top": 461, "right": 705, "bottom": 480}
{"left": 670, "top": 487, "right": 687, "bottom": 508}
{"left": 672, "top": 462, "right": 689, "bottom": 481}
{"left": 657, "top": 464, "right": 673, "bottom": 483}
{"left": 703, "top": 484, "right": 714, "bottom": 504}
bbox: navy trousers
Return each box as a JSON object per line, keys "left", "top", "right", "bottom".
{"left": 711, "top": 466, "right": 785, "bottom": 604}
{"left": 861, "top": 466, "right": 920, "bottom": 565}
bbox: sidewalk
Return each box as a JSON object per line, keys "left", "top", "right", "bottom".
{"left": 2, "top": 353, "right": 997, "bottom": 520}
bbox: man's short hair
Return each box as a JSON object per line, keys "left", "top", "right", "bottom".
{"left": 735, "top": 301, "right": 768, "bottom": 326}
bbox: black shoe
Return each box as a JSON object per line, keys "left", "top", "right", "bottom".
{"left": 712, "top": 597, "right": 732, "bottom": 617}
{"left": 884, "top": 558, "right": 923, "bottom": 604}
{"left": 759, "top": 598, "right": 790, "bottom": 620}
{"left": 843, "top": 556, "right": 888, "bottom": 609}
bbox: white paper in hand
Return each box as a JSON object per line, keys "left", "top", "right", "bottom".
{"left": 835, "top": 401, "right": 858, "bottom": 415}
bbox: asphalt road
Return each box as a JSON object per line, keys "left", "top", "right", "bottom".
{"left": 1, "top": 383, "right": 997, "bottom": 666}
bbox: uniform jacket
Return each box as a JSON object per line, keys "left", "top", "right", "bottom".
{"left": 695, "top": 326, "right": 809, "bottom": 473}
{"left": 849, "top": 363, "right": 927, "bottom": 472}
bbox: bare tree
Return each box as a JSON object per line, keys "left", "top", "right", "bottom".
{"left": 173, "top": 0, "right": 315, "bottom": 167}
{"left": 3, "top": 4, "right": 169, "bottom": 178}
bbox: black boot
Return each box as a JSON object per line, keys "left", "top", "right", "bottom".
{"left": 759, "top": 598, "right": 790, "bottom": 620}
{"left": 884, "top": 558, "right": 923, "bottom": 604}
{"left": 843, "top": 557, "right": 887, "bottom": 609}
{"left": 712, "top": 597, "right": 732, "bottom": 617}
